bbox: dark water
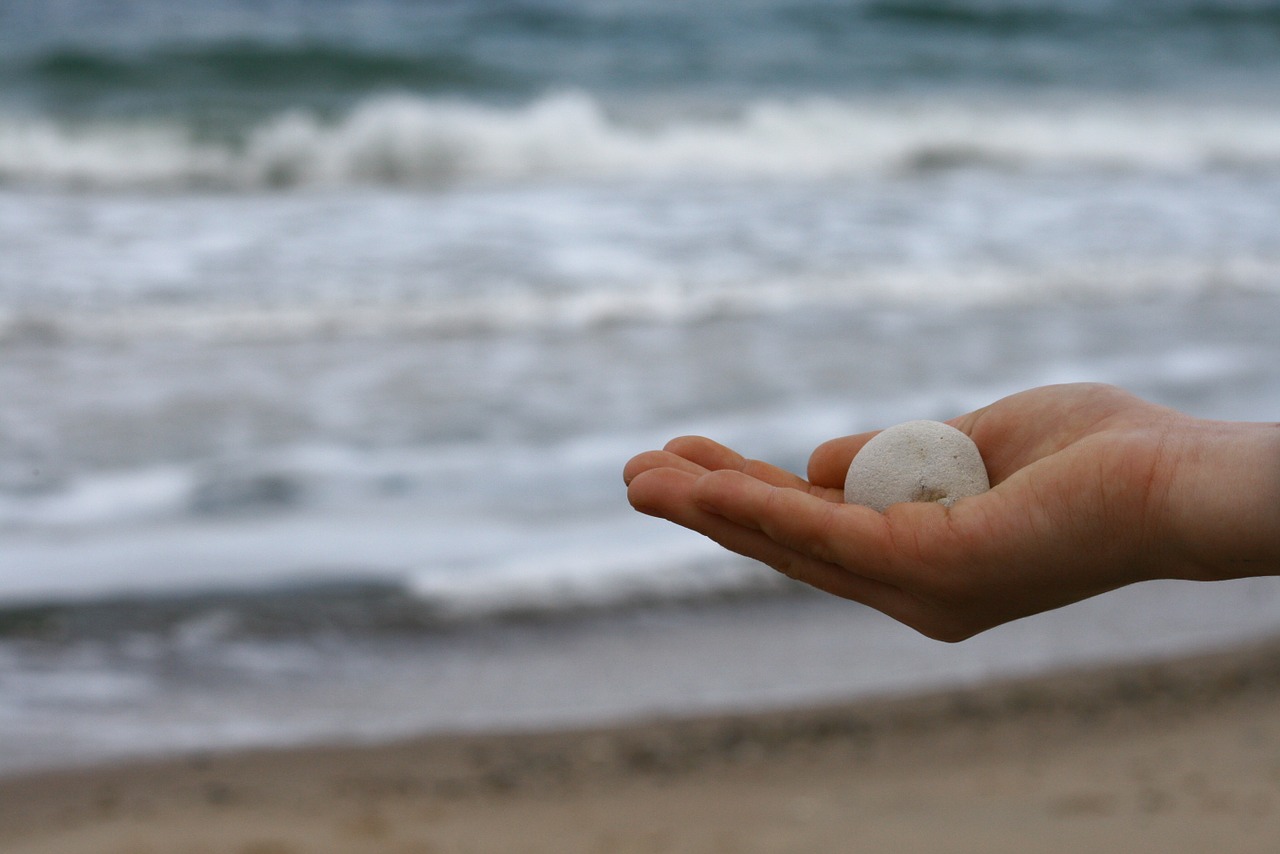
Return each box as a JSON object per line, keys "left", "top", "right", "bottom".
{"left": 7, "top": 0, "right": 1280, "bottom": 117}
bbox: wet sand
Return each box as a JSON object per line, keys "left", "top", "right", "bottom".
{"left": 2, "top": 636, "right": 1279, "bottom": 853}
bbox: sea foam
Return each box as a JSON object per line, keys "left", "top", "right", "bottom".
{"left": 4, "top": 91, "right": 1280, "bottom": 190}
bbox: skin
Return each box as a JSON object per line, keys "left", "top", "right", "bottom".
{"left": 624, "top": 383, "right": 1280, "bottom": 642}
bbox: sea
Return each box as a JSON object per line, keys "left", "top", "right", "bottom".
{"left": 2, "top": 0, "right": 1280, "bottom": 775}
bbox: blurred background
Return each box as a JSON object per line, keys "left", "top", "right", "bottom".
{"left": 2, "top": 0, "right": 1280, "bottom": 774}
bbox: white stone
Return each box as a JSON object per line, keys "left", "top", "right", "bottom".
{"left": 843, "top": 420, "right": 989, "bottom": 512}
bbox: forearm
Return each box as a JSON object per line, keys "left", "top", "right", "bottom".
{"left": 1162, "top": 417, "right": 1280, "bottom": 581}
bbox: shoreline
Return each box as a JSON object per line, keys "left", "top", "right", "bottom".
{"left": 4, "top": 634, "right": 1279, "bottom": 853}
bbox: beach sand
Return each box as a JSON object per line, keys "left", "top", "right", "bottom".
{"left": 2, "top": 637, "right": 1279, "bottom": 854}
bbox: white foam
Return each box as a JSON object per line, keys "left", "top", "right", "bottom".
{"left": 0, "top": 466, "right": 191, "bottom": 529}
{"left": 4, "top": 91, "right": 1280, "bottom": 190}
{"left": 408, "top": 530, "right": 777, "bottom": 618}
{"left": 0, "top": 119, "right": 235, "bottom": 190}
{"left": 4, "top": 254, "right": 1279, "bottom": 345}
{"left": 0, "top": 429, "right": 749, "bottom": 609}
{"left": 0, "top": 497, "right": 772, "bottom": 616}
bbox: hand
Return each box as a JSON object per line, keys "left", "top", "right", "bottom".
{"left": 624, "top": 384, "right": 1280, "bottom": 641}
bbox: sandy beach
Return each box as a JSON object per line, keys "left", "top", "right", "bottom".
{"left": 3, "top": 636, "right": 1278, "bottom": 854}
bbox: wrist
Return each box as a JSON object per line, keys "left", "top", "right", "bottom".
{"left": 1161, "top": 418, "right": 1280, "bottom": 581}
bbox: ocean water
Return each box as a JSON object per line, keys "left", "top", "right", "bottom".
{"left": 2, "top": 0, "right": 1280, "bottom": 773}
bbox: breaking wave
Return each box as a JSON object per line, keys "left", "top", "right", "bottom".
{"left": 3, "top": 91, "right": 1280, "bottom": 190}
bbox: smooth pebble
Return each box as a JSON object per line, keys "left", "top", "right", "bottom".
{"left": 843, "top": 420, "right": 989, "bottom": 512}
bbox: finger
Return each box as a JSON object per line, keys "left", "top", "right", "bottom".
{"left": 692, "top": 469, "right": 914, "bottom": 588}
{"left": 665, "top": 435, "right": 839, "bottom": 499}
{"left": 629, "top": 468, "right": 911, "bottom": 614}
{"left": 806, "top": 430, "right": 881, "bottom": 489}
{"left": 623, "top": 449, "right": 709, "bottom": 486}
{"left": 662, "top": 435, "right": 743, "bottom": 469}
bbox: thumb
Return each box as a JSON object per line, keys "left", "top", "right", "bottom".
{"left": 807, "top": 430, "right": 881, "bottom": 490}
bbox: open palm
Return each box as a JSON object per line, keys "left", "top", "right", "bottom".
{"left": 625, "top": 384, "right": 1193, "bottom": 641}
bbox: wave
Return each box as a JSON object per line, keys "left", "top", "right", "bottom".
{"left": 0, "top": 486, "right": 768, "bottom": 629}
{"left": 0, "top": 446, "right": 783, "bottom": 630}
{"left": 0, "top": 551, "right": 786, "bottom": 643}
{"left": 3, "top": 91, "right": 1280, "bottom": 190}
{"left": 2, "top": 256, "right": 1278, "bottom": 346}
{"left": 0, "top": 565, "right": 780, "bottom": 643}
